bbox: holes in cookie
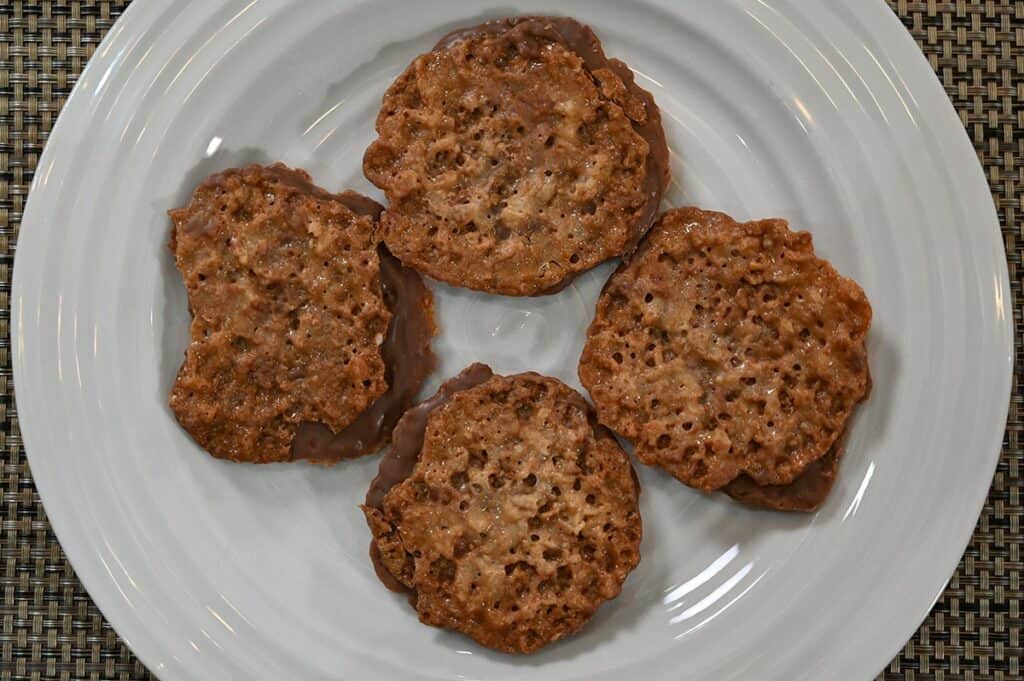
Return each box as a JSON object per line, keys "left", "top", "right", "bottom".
{"left": 779, "top": 390, "right": 795, "bottom": 414}
{"left": 613, "top": 352, "right": 624, "bottom": 364}
{"left": 543, "top": 548, "right": 563, "bottom": 561}
{"left": 488, "top": 474, "right": 506, "bottom": 489}
{"left": 431, "top": 557, "right": 456, "bottom": 583}
{"left": 454, "top": 534, "right": 471, "bottom": 558}
{"left": 469, "top": 450, "right": 488, "bottom": 469}
{"left": 644, "top": 292, "right": 654, "bottom": 303}
{"left": 576, "top": 451, "right": 592, "bottom": 475}
{"left": 450, "top": 471, "right": 468, "bottom": 489}
{"left": 585, "top": 494, "right": 597, "bottom": 505}
{"left": 524, "top": 473, "right": 537, "bottom": 487}
{"left": 656, "top": 434, "right": 672, "bottom": 449}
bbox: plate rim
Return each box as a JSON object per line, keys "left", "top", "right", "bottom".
{"left": 846, "top": 2, "right": 1013, "bottom": 674}
{"left": 9, "top": 0, "right": 1014, "bottom": 679}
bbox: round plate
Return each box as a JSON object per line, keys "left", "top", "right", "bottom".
{"left": 11, "top": 1, "right": 1012, "bottom": 679}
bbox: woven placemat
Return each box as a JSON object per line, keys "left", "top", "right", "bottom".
{"left": 0, "top": 1, "right": 1020, "bottom": 679}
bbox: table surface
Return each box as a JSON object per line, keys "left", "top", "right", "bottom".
{"left": 0, "top": 1, "right": 1021, "bottom": 679}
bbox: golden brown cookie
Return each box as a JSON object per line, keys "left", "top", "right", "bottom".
{"left": 363, "top": 16, "right": 670, "bottom": 296}
{"left": 168, "top": 163, "right": 435, "bottom": 463}
{"left": 363, "top": 365, "right": 642, "bottom": 653}
{"left": 579, "top": 207, "right": 871, "bottom": 499}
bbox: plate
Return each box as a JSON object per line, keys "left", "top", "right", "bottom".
{"left": 11, "top": 1, "right": 1013, "bottom": 679}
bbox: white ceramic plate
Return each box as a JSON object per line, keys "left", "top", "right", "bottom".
{"left": 11, "top": 1, "right": 1012, "bottom": 679}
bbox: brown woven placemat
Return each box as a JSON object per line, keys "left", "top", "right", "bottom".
{"left": 0, "top": 1, "right": 1020, "bottom": 679}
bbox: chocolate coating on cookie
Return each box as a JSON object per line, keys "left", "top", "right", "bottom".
{"left": 363, "top": 367, "right": 642, "bottom": 653}
{"left": 364, "top": 16, "right": 669, "bottom": 296}
{"left": 169, "top": 163, "right": 434, "bottom": 463}
{"left": 723, "top": 441, "right": 841, "bottom": 512}
{"left": 580, "top": 207, "right": 871, "bottom": 493}
{"left": 365, "top": 364, "right": 496, "bottom": 594}
{"left": 725, "top": 376, "right": 868, "bottom": 511}
{"left": 366, "top": 363, "right": 496, "bottom": 511}
{"left": 290, "top": 245, "right": 436, "bottom": 463}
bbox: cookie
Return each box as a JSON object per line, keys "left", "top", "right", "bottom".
{"left": 579, "top": 207, "right": 871, "bottom": 497}
{"left": 363, "top": 365, "right": 642, "bottom": 653}
{"left": 723, "top": 442, "right": 840, "bottom": 512}
{"left": 364, "top": 16, "right": 670, "bottom": 296}
{"left": 168, "top": 163, "right": 435, "bottom": 463}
